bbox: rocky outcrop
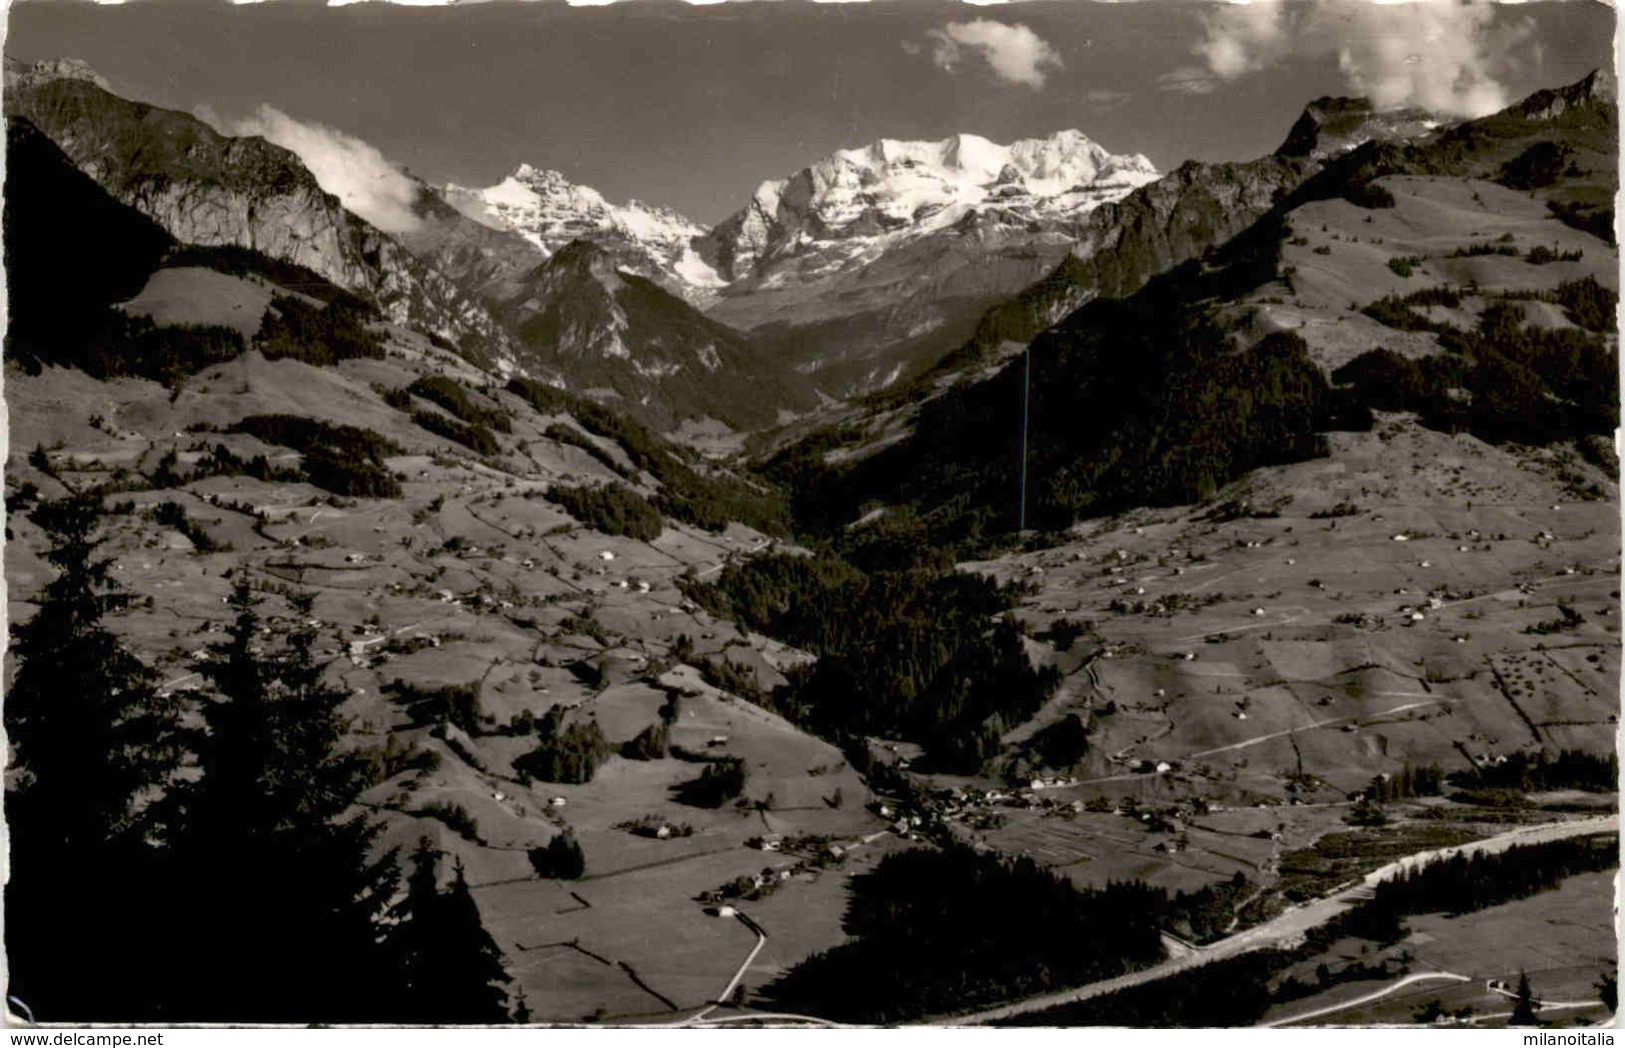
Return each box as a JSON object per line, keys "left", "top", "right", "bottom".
{"left": 1275, "top": 97, "right": 1437, "bottom": 160}
{"left": 1512, "top": 68, "right": 1616, "bottom": 122}
{"left": 3, "top": 56, "right": 112, "bottom": 93}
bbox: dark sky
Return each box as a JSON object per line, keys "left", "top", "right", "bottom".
{"left": 6, "top": 0, "right": 1613, "bottom": 224}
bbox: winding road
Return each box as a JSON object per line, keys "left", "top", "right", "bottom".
{"left": 934, "top": 814, "right": 1617, "bottom": 1026}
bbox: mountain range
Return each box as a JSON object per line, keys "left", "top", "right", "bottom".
{"left": 5, "top": 56, "right": 1616, "bottom": 449}
{"left": 438, "top": 128, "right": 1165, "bottom": 397}
{"left": 3, "top": 56, "right": 1180, "bottom": 431}
{"left": 443, "top": 163, "right": 720, "bottom": 299}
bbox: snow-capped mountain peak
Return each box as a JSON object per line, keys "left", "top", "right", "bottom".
{"left": 816, "top": 129, "right": 1151, "bottom": 201}
{"left": 442, "top": 165, "right": 722, "bottom": 298}
{"left": 437, "top": 126, "right": 1156, "bottom": 327}
{"left": 697, "top": 129, "right": 1159, "bottom": 284}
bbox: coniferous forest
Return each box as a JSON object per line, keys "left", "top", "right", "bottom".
{"left": 685, "top": 553, "right": 1060, "bottom": 771}
{"left": 764, "top": 845, "right": 1167, "bottom": 1023}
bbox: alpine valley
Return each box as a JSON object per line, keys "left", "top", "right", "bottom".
{"left": 3, "top": 41, "right": 1619, "bottom": 1033}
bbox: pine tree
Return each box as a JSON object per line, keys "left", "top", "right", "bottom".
{"left": 166, "top": 578, "right": 400, "bottom": 1021}
{"left": 6, "top": 494, "right": 181, "bottom": 853}
{"left": 388, "top": 839, "right": 514, "bottom": 1023}
{"left": 5, "top": 494, "right": 183, "bottom": 1019}
{"left": 1510, "top": 970, "right": 1539, "bottom": 1025}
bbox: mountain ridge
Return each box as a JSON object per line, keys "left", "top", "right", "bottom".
{"left": 2, "top": 59, "right": 515, "bottom": 364}
{"left": 493, "top": 238, "right": 813, "bottom": 433}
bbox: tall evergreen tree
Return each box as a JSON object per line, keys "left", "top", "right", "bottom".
{"left": 6, "top": 494, "right": 181, "bottom": 853}
{"left": 165, "top": 578, "right": 400, "bottom": 1021}
{"left": 5, "top": 494, "right": 183, "bottom": 1019}
{"left": 388, "top": 838, "right": 514, "bottom": 1024}
{"left": 1510, "top": 970, "right": 1539, "bottom": 1026}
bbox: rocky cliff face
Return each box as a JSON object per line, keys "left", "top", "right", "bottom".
{"left": 1512, "top": 67, "right": 1616, "bottom": 122}
{"left": 3, "top": 64, "right": 514, "bottom": 360}
{"left": 1275, "top": 97, "right": 1438, "bottom": 161}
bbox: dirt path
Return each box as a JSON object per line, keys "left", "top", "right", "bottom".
{"left": 1467, "top": 1002, "right": 1605, "bottom": 1024}
{"left": 1171, "top": 605, "right": 1310, "bottom": 645}
{"left": 1264, "top": 971, "right": 1471, "bottom": 1027}
{"left": 656, "top": 910, "right": 768, "bottom": 1027}
{"left": 1186, "top": 698, "right": 1444, "bottom": 760}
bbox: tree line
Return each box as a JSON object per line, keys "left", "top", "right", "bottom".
{"left": 1370, "top": 833, "right": 1617, "bottom": 920}
{"left": 1454, "top": 749, "right": 1618, "bottom": 793}
{"left": 544, "top": 483, "right": 663, "bottom": 541}
{"left": 223, "top": 414, "right": 404, "bottom": 499}
{"left": 1341, "top": 283, "right": 1618, "bottom": 447}
{"left": 254, "top": 294, "right": 385, "bottom": 367}
{"left": 507, "top": 377, "right": 790, "bottom": 537}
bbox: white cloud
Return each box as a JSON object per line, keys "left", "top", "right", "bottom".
{"left": 196, "top": 105, "right": 423, "bottom": 233}
{"left": 1157, "top": 65, "right": 1222, "bottom": 95}
{"left": 1328, "top": 0, "right": 1533, "bottom": 115}
{"left": 927, "top": 19, "right": 1062, "bottom": 90}
{"left": 1195, "top": 0, "right": 1291, "bottom": 78}
{"left": 1186, "top": 0, "right": 1543, "bottom": 117}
